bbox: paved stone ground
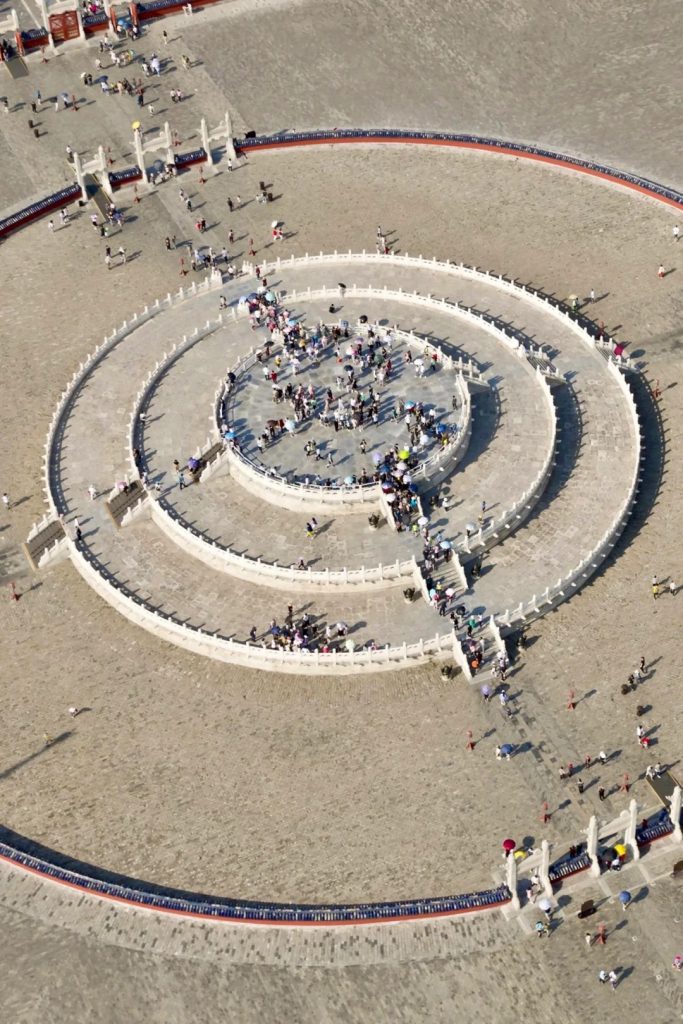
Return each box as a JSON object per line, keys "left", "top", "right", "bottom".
{"left": 229, "top": 325, "right": 454, "bottom": 481}
{"left": 53, "top": 251, "right": 628, "bottom": 646}
{"left": 52, "top": 257, "right": 613, "bottom": 651}
{"left": 153, "top": 286, "right": 548, "bottom": 574}
{"left": 1, "top": 841, "right": 681, "bottom": 1022}
{"left": 0, "top": 2, "right": 682, "bottom": 1020}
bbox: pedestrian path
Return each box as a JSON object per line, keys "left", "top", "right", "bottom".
{"left": 0, "top": 853, "right": 520, "bottom": 967}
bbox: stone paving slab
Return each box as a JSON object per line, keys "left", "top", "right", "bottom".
{"left": 1, "top": 843, "right": 682, "bottom": 1024}
{"left": 225, "top": 302, "right": 457, "bottom": 480}
{"left": 0, "top": 39, "right": 681, "bottom": 1018}
{"left": 145, "top": 289, "right": 550, "bottom": 577}
{"left": 93, "top": 516, "right": 437, "bottom": 646}
{"left": 50, "top": 255, "right": 634, "bottom": 655}
{"left": 265, "top": 261, "right": 639, "bottom": 619}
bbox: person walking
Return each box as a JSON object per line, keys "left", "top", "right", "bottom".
{"left": 598, "top": 970, "right": 609, "bottom": 985}
{"left": 673, "top": 224, "right": 679, "bottom": 242}
{"left": 608, "top": 970, "right": 619, "bottom": 991}
{"left": 227, "top": 197, "right": 233, "bottom": 212}
{"left": 2, "top": 492, "right": 10, "bottom": 511}
{"left": 177, "top": 470, "right": 186, "bottom": 490}
{"left": 657, "top": 264, "right": 665, "bottom": 279}
{"left": 598, "top": 786, "right": 606, "bottom": 801}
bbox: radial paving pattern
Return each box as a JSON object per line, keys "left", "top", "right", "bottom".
{"left": 38, "top": 254, "right": 641, "bottom": 674}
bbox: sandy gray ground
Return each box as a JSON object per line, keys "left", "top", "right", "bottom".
{"left": 0, "top": 1, "right": 682, "bottom": 1021}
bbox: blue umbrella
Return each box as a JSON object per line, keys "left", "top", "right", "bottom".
{"left": 500, "top": 743, "right": 515, "bottom": 756}
{"left": 224, "top": 429, "right": 236, "bottom": 439}
{"left": 247, "top": 292, "right": 258, "bottom": 301}
{"left": 344, "top": 475, "right": 355, "bottom": 485}
{"left": 405, "top": 400, "right": 416, "bottom": 410}
{"left": 436, "top": 423, "right": 447, "bottom": 434}
{"left": 618, "top": 890, "right": 631, "bottom": 905}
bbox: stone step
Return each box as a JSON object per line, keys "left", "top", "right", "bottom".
{"left": 22, "top": 518, "right": 66, "bottom": 571}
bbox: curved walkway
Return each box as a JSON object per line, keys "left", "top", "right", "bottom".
{"left": 264, "top": 258, "right": 639, "bottom": 621}
{"left": 2, "top": 128, "right": 682, "bottom": 242}
{"left": 45, "top": 257, "right": 638, "bottom": 670}
{"left": 143, "top": 291, "right": 550, "bottom": 583}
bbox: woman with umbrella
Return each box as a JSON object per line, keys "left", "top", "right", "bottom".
{"left": 618, "top": 890, "right": 632, "bottom": 911}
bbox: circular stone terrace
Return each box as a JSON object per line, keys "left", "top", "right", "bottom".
{"left": 40, "top": 254, "right": 641, "bottom": 674}
{"left": 224, "top": 319, "right": 463, "bottom": 486}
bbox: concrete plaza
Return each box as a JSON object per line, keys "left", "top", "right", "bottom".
{"left": 0, "top": 1, "right": 681, "bottom": 1021}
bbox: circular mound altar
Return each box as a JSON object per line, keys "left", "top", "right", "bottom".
{"left": 38, "top": 254, "right": 641, "bottom": 674}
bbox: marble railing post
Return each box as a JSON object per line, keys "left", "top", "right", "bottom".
{"left": 539, "top": 839, "right": 553, "bottom": 897}
{"left": 587, "top": 815, "right": 600, "bottom": 877}
{"left": 670, "top": 785, "right": 682, "bottom": 843}
{"left": 225, "top": 110, "right": 237, "bottom": 162}
{"left": 624, "top": 798, "right": 640, "bottom": 861}
{"left": 200, "top": 117, "right": 214, "bottom": 166}
{"left": 72, "top": 151, "right": 88, "bottom": 203}
{"left": 505, "top": 853, "right": 521, "bottom": 910}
